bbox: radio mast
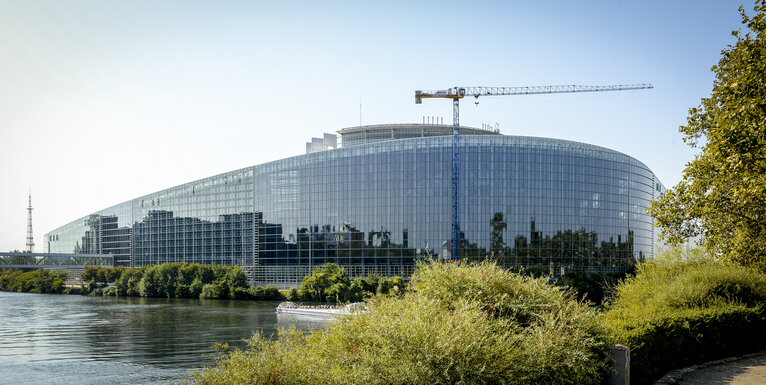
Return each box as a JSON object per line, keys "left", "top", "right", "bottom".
{"left": 26, "top": 192, "right": 34, "bottom": 253}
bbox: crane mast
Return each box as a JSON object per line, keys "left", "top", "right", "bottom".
{"left": 415, "top": 83, "right": 653, "bottom": 261}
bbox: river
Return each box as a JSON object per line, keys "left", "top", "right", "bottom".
{"left": 0, "top": 291, "right": 329, "bottom": 385}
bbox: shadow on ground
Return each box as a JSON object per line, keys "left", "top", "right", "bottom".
{"left": 675, "top": 352, "right": 766, "bottom": 385}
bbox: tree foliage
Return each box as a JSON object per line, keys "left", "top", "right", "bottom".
{"left": 650, "top": 1, "right": 766, "bottom": 271}
{"left": 602, "top": 247, "right": 766, "bottom": 384}
{"left": 292, "top": 263, "right": 404, "bottom": 303}
{"left": 0, "top": 268, "right": 67, "bottom": 294}
{"left": 191, "top": 260, "right": 610, "bottom": 385}
{"left": 80, "top": 263, "right": 280, "bottom": 300}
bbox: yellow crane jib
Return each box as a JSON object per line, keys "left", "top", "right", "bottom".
{"left": 415, "top": 84, "right": 653, "bottom": 104}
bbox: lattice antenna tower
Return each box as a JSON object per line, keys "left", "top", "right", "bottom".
{"left": 26, "top": 191, "right": 34, "bottom": 253}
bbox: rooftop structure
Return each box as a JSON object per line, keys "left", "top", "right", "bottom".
{"left": 337, "top": 123, "right": 500, "bottom": 147}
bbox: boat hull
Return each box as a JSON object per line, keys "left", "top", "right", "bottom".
{"left": 277, "top": 308, "right": 343, "bottom": 316}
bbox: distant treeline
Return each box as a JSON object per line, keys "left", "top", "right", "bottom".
{"left": 83, "top": 262, "right": 406, "bottom": 303}
{"left": 2, "top": 261, "right": 622, "bottom": 306}
{"left": 81, "top": 263, "right": 282, "bottom": 300}
{"left": 0, "top": 269, "right": 67, "bottom": 294}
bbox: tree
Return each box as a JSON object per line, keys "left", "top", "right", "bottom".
{"left": 489, "top": 212, "right": 507, "bottom": 255}
{"left": 298, "top": 263, "right": 350, "bottom": 302}
{"left": 650, "top": 1, "right": 766, "bottom": 272}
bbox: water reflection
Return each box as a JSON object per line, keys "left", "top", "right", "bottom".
{"left": 0, "top": 291, "right": 320, "bottom": 385}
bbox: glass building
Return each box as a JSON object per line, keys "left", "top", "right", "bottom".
{"left": 45, "top": 124, "right": 665, "bottom": 287}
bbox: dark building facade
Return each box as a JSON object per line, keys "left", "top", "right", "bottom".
{"left": 45, "top": 124, "right": 664, "bottom": 287}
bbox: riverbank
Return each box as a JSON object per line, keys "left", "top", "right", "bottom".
{"left": 0, "top": 263, "right": 285, "bottom": 301}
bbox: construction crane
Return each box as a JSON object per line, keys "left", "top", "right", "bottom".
{"left": 415, "top": 83, "right": 654, "bottom": 261}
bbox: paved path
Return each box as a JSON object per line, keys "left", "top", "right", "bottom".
{"left": 670, "top": 351, "right": 766, "bottom": 385}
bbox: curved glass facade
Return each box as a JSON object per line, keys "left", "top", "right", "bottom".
{"left": 45, "top": 133, "right": 664, "bottom": 287}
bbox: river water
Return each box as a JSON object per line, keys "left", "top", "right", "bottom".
{"left": 0, "top": 291, "right": 329, "bottom": 385}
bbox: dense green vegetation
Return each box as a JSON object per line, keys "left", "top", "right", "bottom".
{"left": 190, "top": 248, "right": 766, "bottom": 385}
{"left": 0, "top": 268, "right": 67, "bottom": 294}
{"left": 650, "top": 1, "right": 766, "bottom": 272}
{"left": 602, "top": 247, "right": 766, "bottom": 384}
{"left": 191, "top": 260, "right": 611, "bottom": 385}
{"left": 81, "top": 263, "right": 283, "bottom": 300}
{"left": 555, "top": 270, "right": 631, "bottom": 305}
{"left": 637, "top": 4, "right": 766, "bottom": 379}
{"left": 286, "top": 263, "right": 404, "bottom": 303}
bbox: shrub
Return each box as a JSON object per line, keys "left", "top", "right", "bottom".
{"left": 0, "top": 269, "right": 67, "bottom": 294}
{"left": 200, "top": 283, "right": 226, "bottom": 299}
{"left": 81, "top": 266, "right": 100, "bottom": 283}
{"left": 602, "top": 249, "right": 766, "bottom": 384}
{"left": 555, "top": 270, "right": 628, "bottom": 305}
{"left": 291, "top": 265, "right": 408, "bottom": 303}
{"left": 190, "top": 278, "right": 205, "bottom": 298}
{"left": 377, "top": 275, "right": 404, "bottom": 298}
{"left": 285, "top": 287, "right": 300, "bottom": 301}
{"left": 102, "top": 287, "right": 118, "bottom": 296}
{"left": 231, "top": 287, "right": 253, "bottom": 300}
{"left": 83, "top": 279, "right": 100, "bottom": 294}
{"left": 115, "top": 268, "right": 144, "bottom": 296}
{"left": 298, "top": 263, "right": 349, "bottom": 302}
{"left": 175, "top": 283, "right": 191, "bottom": 298}
{"left": 81, "top": 266, "right": 126, "bottom": 285}
{"left": 250, "top": 286, "right": 284, "bottom": 301}
{"left": 191, "top": 260, "right": 611, "bottom": 385}
{"left": 138, "top": 266, "right": 160, "bottom": 297}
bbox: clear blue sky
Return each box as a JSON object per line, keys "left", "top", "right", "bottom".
{"left": 0, "top": 0, "right": 750, "bottom": 251}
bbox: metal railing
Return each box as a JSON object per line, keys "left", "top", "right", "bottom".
{"left": 0, "top": 252, "right": 114, "bottom": 269}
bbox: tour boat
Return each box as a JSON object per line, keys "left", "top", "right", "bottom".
{"left": 276, "top": 301, "right": 365, "bottom": 316}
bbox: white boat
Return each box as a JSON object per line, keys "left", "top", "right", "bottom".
{"left": 276, "top": 301, "right": 365, "bottom": 316}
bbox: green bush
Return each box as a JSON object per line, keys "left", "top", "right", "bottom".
{"left": 138, "top": 266, "right": 161, "bottom": 297}
{"left": 200, "top": 283, "right": 226, "bottom": 299}
{"left": 555, "top": 270, "right": 628, "bottom": 305}
{"left": 190, "top": 278, "right": 205, "bottom": 298}
{"left": 249, "top": 286, "right": 284, "bottom": 301}
{"left": 102, "top": 287, "right": 118, "bottom": 296}
{"left": 285, "top": 287, "right": 300, "bottom": 301}
{"left": 231, "top": 287, "right": 252, "bottom": 300}
{"left": 81, "top": 266, "right": 100, "bottom": 283}
{"left": 602, "top": 248, "right": 766, "bottom": 384}
{"left": 5, "top": 263, "right": 280, "bottom": 301}
{"left": 297, "top": 263, "right": 349, "bottom": 302}
{"left": 82, "top": 263, "right": 251, "bottom": 299}
{"left": 82, "top": 265, "right": 125, "bottom": 284}
{"left": 83, "top": 279, "right": 101, "bottom": 294}
{"left": 115, "top": 268, "right": 144, "bottom": 296}
{"left": 293, "top": 264, "right": 407, "bottom": 303}
{"left": 191, "top": 260, "right": 610, "bottom": 385}
{"left": 0, "top": 269, "right": 67, "bottom": 294}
